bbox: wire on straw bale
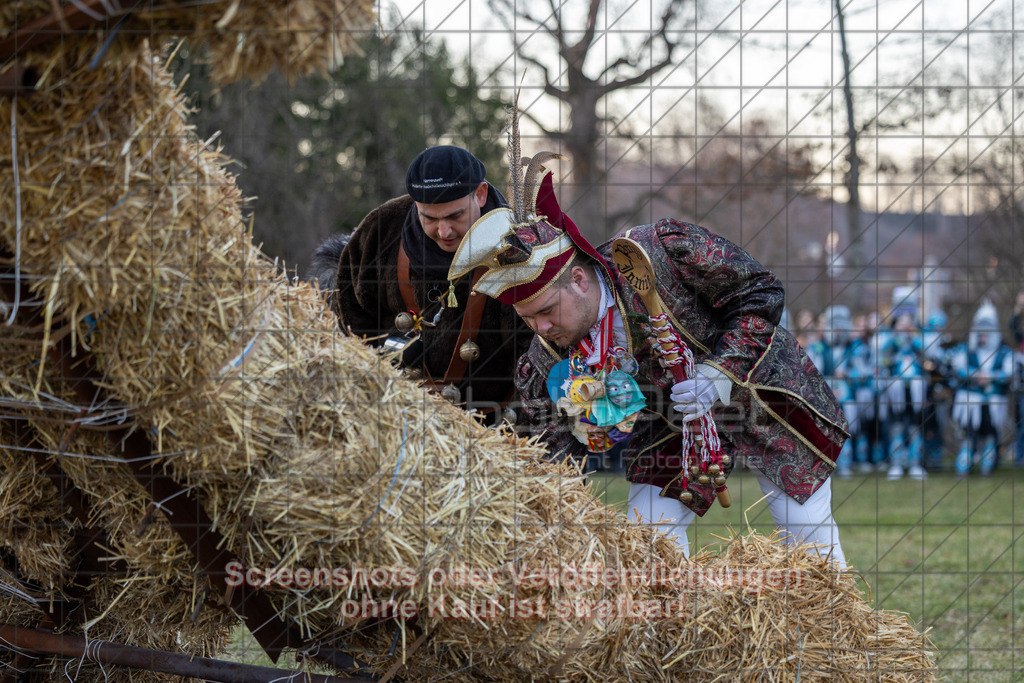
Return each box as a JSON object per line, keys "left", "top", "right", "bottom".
{"left": 0, "top": 8, "right": 934, "bottom": 682}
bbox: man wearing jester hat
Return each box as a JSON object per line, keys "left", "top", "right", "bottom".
{"left": 449, "top": 145, "right": 850, "bottom": 566}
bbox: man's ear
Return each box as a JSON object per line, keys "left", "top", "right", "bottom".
{"left": 473, "top": 182, "right": 489, "bottom": 208}
{"left": 572, "top": 265, "right": 590, "bottom": 292}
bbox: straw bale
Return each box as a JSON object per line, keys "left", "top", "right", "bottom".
{"left": 2, "top": 0, "right": 376, "bottom": 86}
{"left": 0, "top": 425, "right": 77, "bottom": 590}
{"left": 0, "top": 20, "right": 935, "bottom": 683}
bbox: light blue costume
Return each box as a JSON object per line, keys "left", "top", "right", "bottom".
{"left": 951, "top": 301, "right": 1013, "bottom": 476}
{"left": 881, "top": 313, "right": 927, "bottom": 479}
{"left": 848, "top": 314, "right": 889, "bottom": 469}
{"left": 808, "top": 306, "right": 858, "bottom": 477}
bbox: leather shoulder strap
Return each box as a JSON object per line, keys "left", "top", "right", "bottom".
{"left": 396, "top": 241, "right": 418, "bottom": 313}
{"left": 397, "top": 251, "right": 491, "bottom": 401}
{"left": 441, "top": 267, "right": 488, "bottom": 385}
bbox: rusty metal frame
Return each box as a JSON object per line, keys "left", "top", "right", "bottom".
{"left": 0, "top": 624, "right": 365, "bottom": 683}
{"left": 0, "top": 261, "right": 126, "bottom": 629}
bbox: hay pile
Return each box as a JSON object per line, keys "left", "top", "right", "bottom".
{"left": 2, "top": 0, "right": 375, "bottom": 86}
{"left": 0, "top": 4, "right": 934, "bottom": 681}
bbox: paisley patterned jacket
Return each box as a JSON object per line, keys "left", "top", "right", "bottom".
{"left": 514, "top": 219, "right": 849, "bottom": 516}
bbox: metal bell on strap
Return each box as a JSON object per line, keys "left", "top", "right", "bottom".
{"left": 395, "top": 311, "right": 415, "bottom": 332}
{"left": 440, "top": 384, "right": 461, "bottom": 404}
{"left": 459, "top": 340, "right": 481, "bottom": 362}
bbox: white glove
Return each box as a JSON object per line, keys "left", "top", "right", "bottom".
{"left": 670, "top": 371, "right": 720, "bottom": 423}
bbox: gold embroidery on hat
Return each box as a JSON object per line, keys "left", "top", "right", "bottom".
{"left": 514, "top": 252, "right": 578, "bottom": 304}
{"left": 474, "top": 233, "right": 575, "bottom": 299}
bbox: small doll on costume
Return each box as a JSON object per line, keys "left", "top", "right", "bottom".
{"left": 590, "top": 370, "right": 646, "bottom": 445}
{"left": 552, "top": 368, "right": 646, "bottom": 453}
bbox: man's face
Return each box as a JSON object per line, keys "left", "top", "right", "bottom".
{"left": 514, "top": 268, "right": 599, "bottom": 348}
{"left": 416, "top": 182, "right": 488, "bottom": 252}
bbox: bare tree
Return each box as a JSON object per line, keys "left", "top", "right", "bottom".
{"left": 834, "top": 0, "right": 866, "bottom": 309}
{"left": 869, "top": 8, "right": 1023, "bottom": 323}
{"left": 938, "top": 30, "right": 1024, "bottom": 316}
{"left": 487, "top": 0, "right": 692, "bottom": 239}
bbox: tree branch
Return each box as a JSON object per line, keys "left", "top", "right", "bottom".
{"left": 545, "top": 0, "right": 566, "bottom": 48}
{"left": 596, "top": 55, "right": 675, "bottom": 97}
{"left": 594, "top": 0, "right": 685, "bottom": 93}
{"left": 518, "top": 106, "right": 561, "bottom": 141}
{"left": 572, "top": 0, "right": 603, "bottom": 57}
{"left": 514, "top": 51, "right": 569, "bottom": 104}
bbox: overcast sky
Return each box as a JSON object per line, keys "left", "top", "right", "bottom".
{"left": 376, "top": 0, "right": 1019, "bottom": 214}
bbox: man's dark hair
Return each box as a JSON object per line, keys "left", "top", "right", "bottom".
{"left": 552, "top": 251, "right": 599, "bottom": 290}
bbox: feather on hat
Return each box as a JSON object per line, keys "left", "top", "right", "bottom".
{"left": 448, "top": 95, "right": 612, "bottom": 305}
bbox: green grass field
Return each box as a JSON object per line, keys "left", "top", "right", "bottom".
{"left": 588, "top": 466, "right": 1024, "bottom": 682}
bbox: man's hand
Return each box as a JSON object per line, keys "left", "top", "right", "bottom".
{"left": 670, "top": 371, "right": 720, "bottom": 422}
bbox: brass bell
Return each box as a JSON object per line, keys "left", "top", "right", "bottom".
{"left": 440, "top": 384, "right": 461, "bottom": 404}
{"left": 459, "top": 340, "right": 481, "bottom": 362}
{"left": 690, "top": 464, "right": 700, "bottom": 476}
{"left": 501, "top": 407, "right": 517, "bottom": 425}
{"left": 680, "top": 491, "right": 694, "bottom": 503}
{"left": 697, "top": 474, "right": 710, "bottom": 486}
{"left": 395, "top": 311, "right": 415, "bottom": 332}
{"left": 720, "top": 454, "right": 731, "bottom": 467}
{"left": 708, "top": 463, "right": 721, "bottom": 475}
{"left": 714, "top": 474, "right": 727, "bottom": 487}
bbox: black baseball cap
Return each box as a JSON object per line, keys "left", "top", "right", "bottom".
{"left": 405, "top": 145, "right": 486, "bottom": 204}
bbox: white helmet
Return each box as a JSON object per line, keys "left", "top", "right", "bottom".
{"left": 969, "top": 299, "right": 1001, "bottom": 353}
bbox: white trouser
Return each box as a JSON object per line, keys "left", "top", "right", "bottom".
{"left": 627, "top": 468, "right": 846, "bottom": 569}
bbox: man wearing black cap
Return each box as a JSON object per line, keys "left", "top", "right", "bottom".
{"left": 311, "top": 145, "right": 530, "bottom": 422}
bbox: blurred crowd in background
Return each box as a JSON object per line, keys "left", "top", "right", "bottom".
{"left": 789, "top": 289, "right": 1024, "bottom": 480}
{"left": 589, "top": 289, "right": 1024, "bottom": 480}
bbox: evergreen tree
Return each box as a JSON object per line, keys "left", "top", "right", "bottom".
{"left": 175, "top": 28, "right": 507, "bottom": 273}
